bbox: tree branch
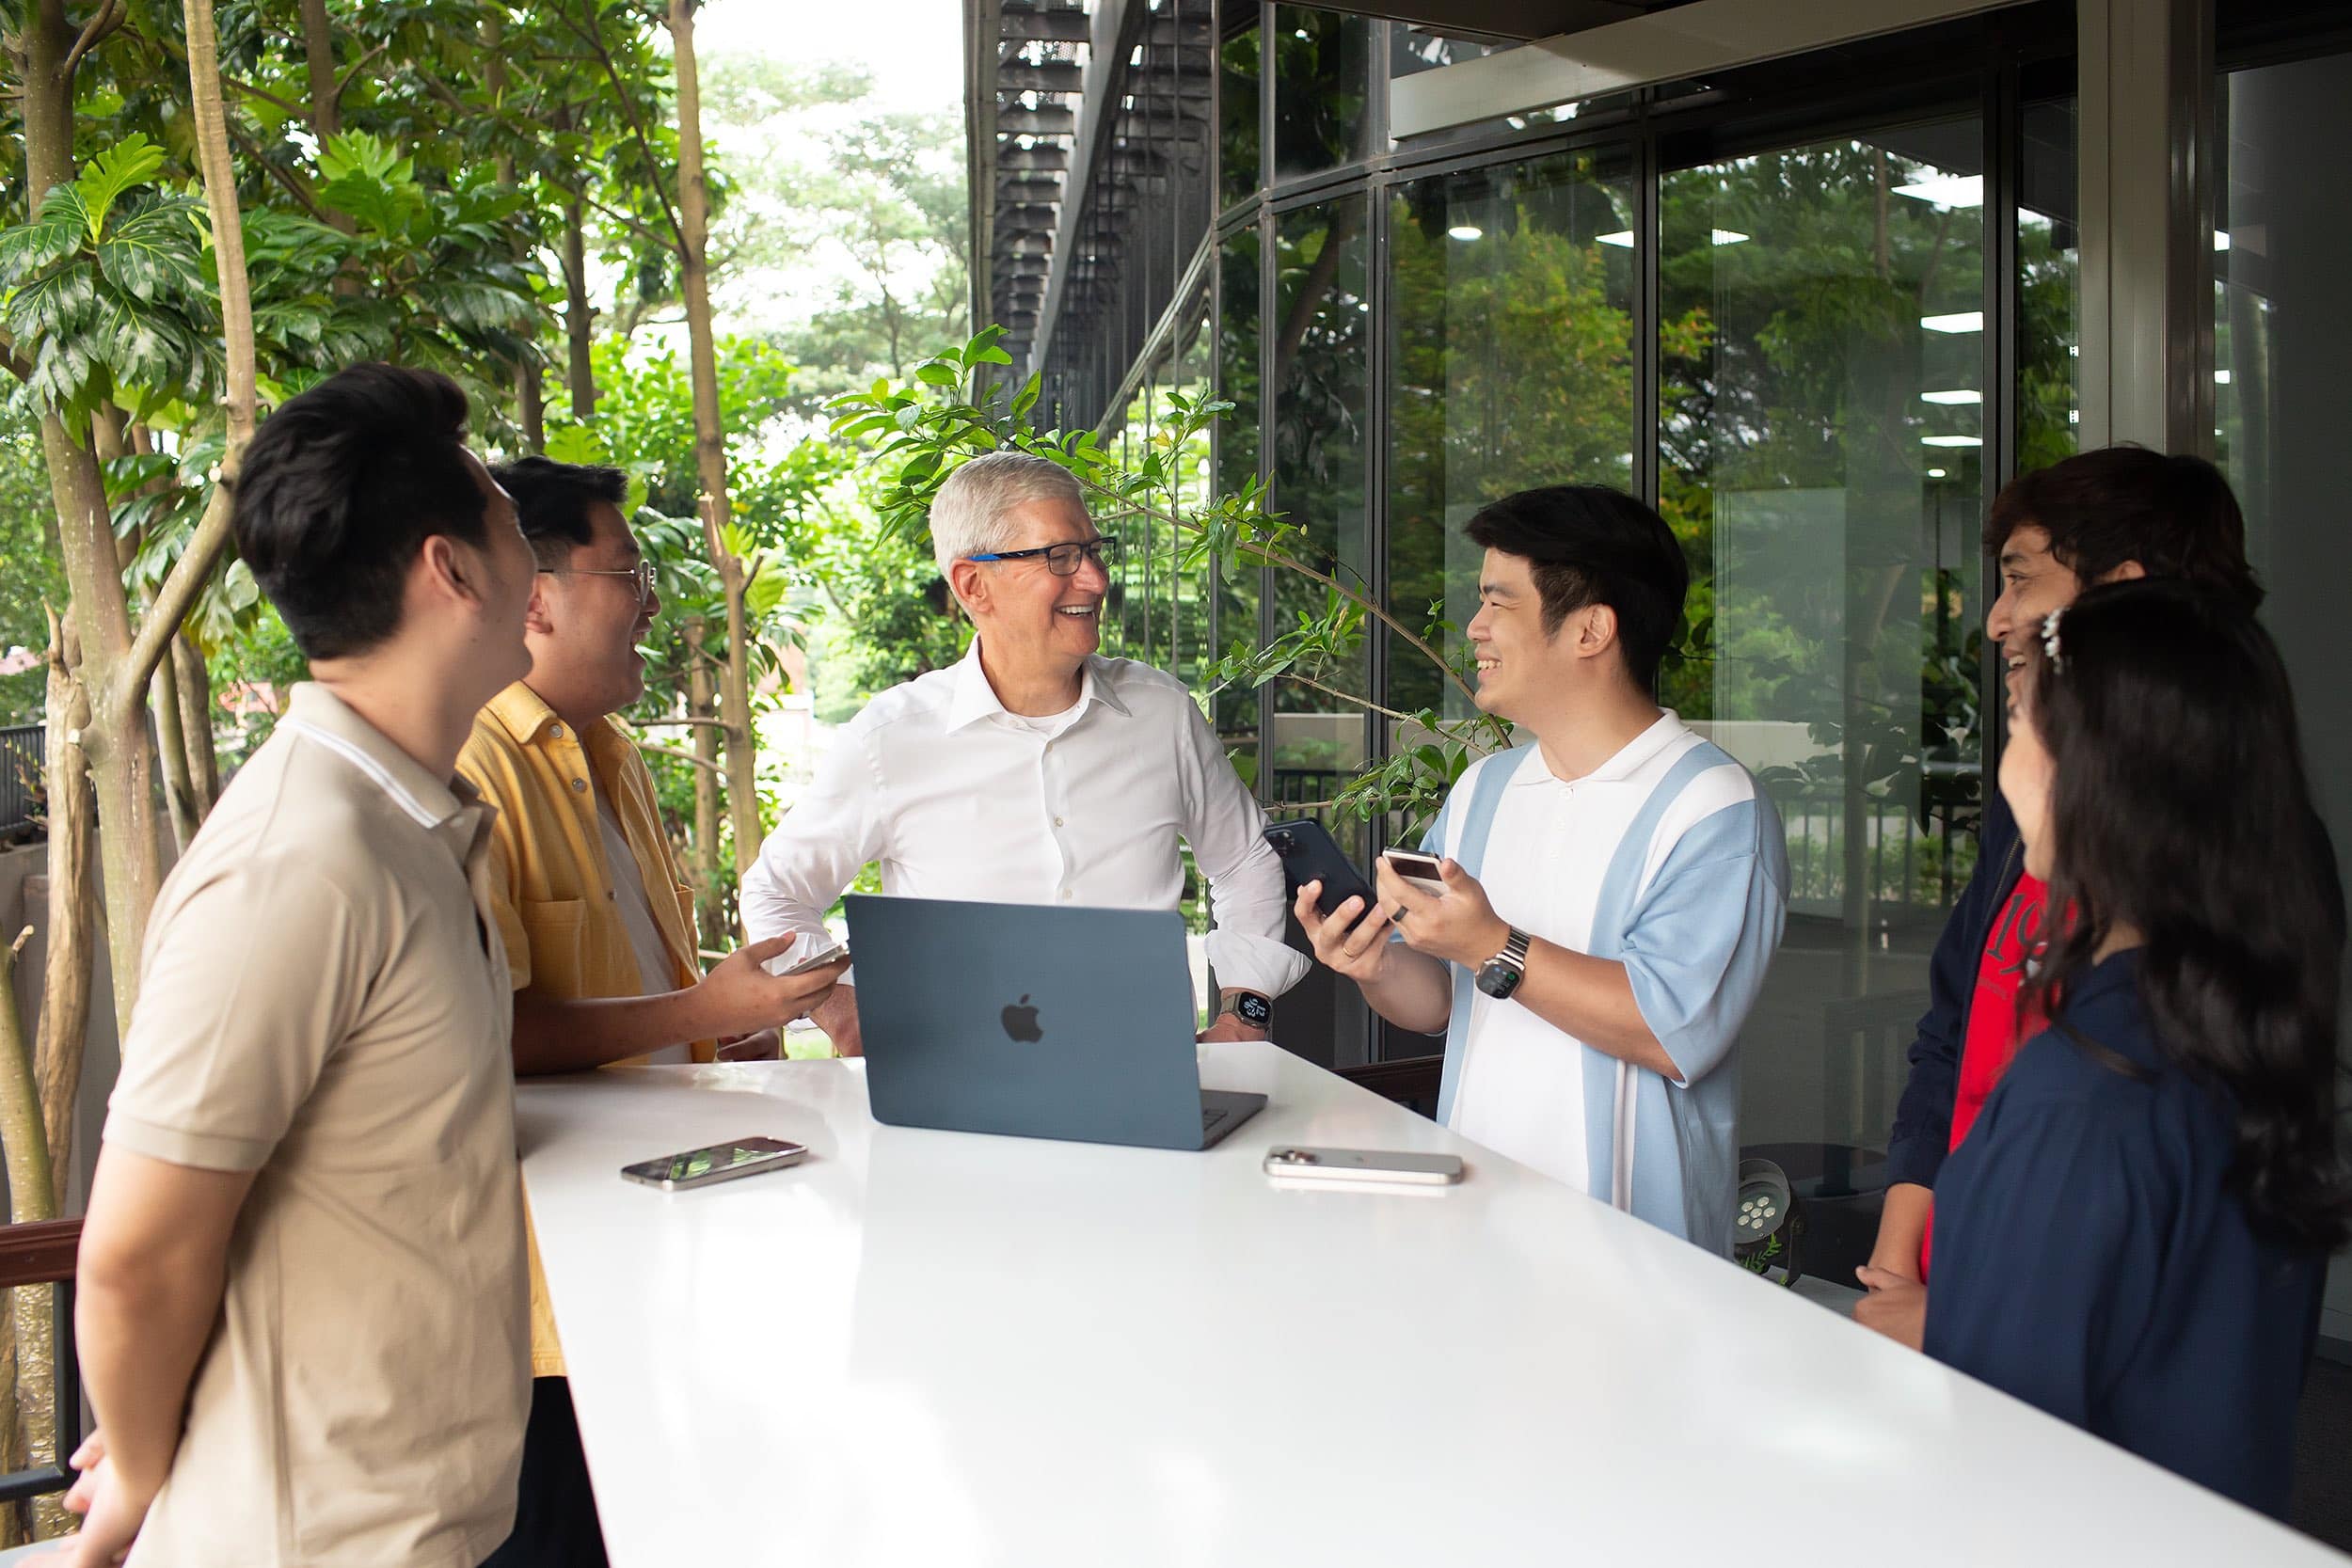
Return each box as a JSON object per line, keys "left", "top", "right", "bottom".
{"left": 1065, "top": 466, "right": 1473, "bottom": 704}
{"left": 225, "top": 120, "right": 332, "bottom": 223}
{"left": 219, "top": 72, "right": 303, "bottom": 119}
{"left": 635, "top": 739, "right": 720, "bottom": 776}
{"left": 61, "top": 0, "right": 127, "bottom": 81}
{"left": 333, "top": 39, "right": 389, "bottom": 103}
{"left": 1267, "top": 673, "right": 1416, "bottom": 723}
{"left": 548, "top": 0, "right": 685, "bottom": 252}
{"left": 116, "top": 483, "right": 230, "bottom": 729}
{"left": 635, "top": 715, "right": 728, "bottom": 729}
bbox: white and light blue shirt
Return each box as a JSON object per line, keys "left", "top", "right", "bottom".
{"left": 1422, "top": 712, "right": 1788, "bottom": 1256}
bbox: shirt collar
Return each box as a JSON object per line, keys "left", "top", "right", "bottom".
{"left": 484, "top": 679, "right": 564, "bottom": 744}
{"left": 943, "top": 638, "right": 1131, "bottom": 734}
{"left": 281, "top": 682, "right": 476, "bottom": 831}
{"left": 1513, "top": 709, "right": 1688, "bottom": 788}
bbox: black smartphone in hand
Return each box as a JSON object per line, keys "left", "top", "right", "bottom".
{"left": 1263, "top": 818, "right": 1378, "bottom": 919}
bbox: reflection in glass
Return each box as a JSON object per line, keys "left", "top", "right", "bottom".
{"left": 1272, "top": 7, "right": 1375, "bottom": 182}
{"left": 1660, "top": 124, "right": 1989, "bottom": 1159}
{"left": 1216, "top": 227, "right": 1263, "bottom": 784}
{"left": 1386, "top": 151, "right": 1637, "bottom": 723}
{"left": 1219, "top": 12, "right": 1262, "bottom": 211}
{"left": 2019, "top": 97, "right": 2080, "bottom": 468}
{"left": 1269, "top": 196, "right": 1370, "bottom": 826}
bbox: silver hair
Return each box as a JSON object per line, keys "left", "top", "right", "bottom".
{"left": 928, "top": 452, "right": 1086, "bottom": 577}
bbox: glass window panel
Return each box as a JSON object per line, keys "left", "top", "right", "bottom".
{"left": 1391, "top": 26, "right": 1496, "bottom": 77}
{"left": 1386, "top": 150, "right": 1638, "bottom": 726}
{"left": 1219, "top": 12, "right": 1262, "bottom": 211}
{"left": 1215, "top": 229, "right": 1264, "bottom": 793}
{"left": 1171, "top": 285, "right": 1215, "bottom": 691}
{"left": 1660, "top": 120, "right": 1991, "bottom": 1170}
{"left": 2019, "top": 96, "right": 2080, "bottom": 467}
{"left": 2217, "top": 45, "right": 2352, "bottom": 1344}
{"left": 1272, "top": 7, "right": 1375, "bottom": 182}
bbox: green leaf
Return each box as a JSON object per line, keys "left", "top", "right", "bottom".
{"left": 971, "top": 345, "right": 1014, "bottom": 366}
{"left": 7, "top": 264, "right": 97, "bottom": 339}
{"left": 97, "top": 199, "right": 209, "bottom": 302}
{"left": 0, "top": 205, "right": 83, "bottom": 288}
{"left": 72, "top": 135, "right": 166, "bottom": 240}
{"left": 545, "top": 424, "right": 610, "bottom": 465}
{"left": 915, "top": 362, "right": 961, "bottom": 388}
{"left": 1010, "top": 371, "right": 1041, "bottom": 419}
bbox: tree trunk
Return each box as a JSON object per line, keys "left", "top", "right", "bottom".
{"left": 517, "top": 361, "right": 545, "bottom": 451}
{"left": 176, "top": 630, "right": 217, "bottom": 813}
{"left": 669, "top": 0, "right": 762, "bottom": 876}
{"left": 296, "top": 0, "right": 340, "bottom": 139}
{"left": 151, "top": 637, "right": 199, "bottom": 856}
{"left": 0, "top": 927, "right": 61, "bottom": 1540}
{"left": 563, "top": 193, "right": 596, "bottom": 418}
{"left": 683, "top": 619, "right": 724, "bottom": 942}
{"left": 34, "top": 617, "right": 94, "bottom": 1206}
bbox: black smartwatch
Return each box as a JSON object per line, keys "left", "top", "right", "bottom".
{"left": 1217, "top": 990, "right": 1273, "bottom": 1029}
{"left": 1474, "top": 928, "right": 1533, "bottom": 1000}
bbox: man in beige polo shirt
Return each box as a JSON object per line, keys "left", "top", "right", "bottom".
{"left": 70, "top": 364, "right": 539, "bottom": 1568}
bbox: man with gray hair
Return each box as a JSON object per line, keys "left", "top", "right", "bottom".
{"left": 741, "top": 451, "right": 1306, "bottom": 1052}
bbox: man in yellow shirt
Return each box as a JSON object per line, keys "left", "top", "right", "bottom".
{"left": 463, "top": 456, "right": 845, "bottom": 1567}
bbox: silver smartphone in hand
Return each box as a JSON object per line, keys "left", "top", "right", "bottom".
{"left": 1263, "top": 1146, "right": 1464, "bottom": 1185}
{"left": 766, "top": 942, "right": 850, "bottom": 977}
{"left": 621, "top": 1136, "right": 808, "bottom": 1191}
{"left": 1379, "top": 848, "right": 1447, "bottom": 896}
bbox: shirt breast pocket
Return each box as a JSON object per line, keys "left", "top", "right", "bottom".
{"left": 519, "top": 896, "right": 588, "bottom": 996}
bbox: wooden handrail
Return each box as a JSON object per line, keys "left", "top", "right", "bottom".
{"left": 0, "top": 1218, "right": 81, "bottom": 1290}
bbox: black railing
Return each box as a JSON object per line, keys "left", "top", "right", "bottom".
{"left": 0, "top": 723, "right": 40, "bottom": 840}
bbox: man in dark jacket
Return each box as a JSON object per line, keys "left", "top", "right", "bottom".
{"left": 1853, "top": 446, "right": 2264, "bottom": 1345}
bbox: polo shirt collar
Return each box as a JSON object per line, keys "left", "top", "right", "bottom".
{"left": 943, "top": 638, "right": 1130, "bottom": 734}
{"left": 1514, "top": 708, "right": 1686, "bottom": 788}
{"left": 484, "top": 679, "right": 564, "bottom": 744}
{"left": 282, "top": 682, "right": 472, "bottom": 831}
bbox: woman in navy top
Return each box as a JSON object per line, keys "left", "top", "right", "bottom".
{"left": 1921, "top": 580, "right": 2347, "bottom": 1517}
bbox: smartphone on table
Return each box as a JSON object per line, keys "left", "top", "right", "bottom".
{"left": 620, "top": 1136, "right": 808, "bottom": 1191}
{"left": 1263, "top": 1146, "right": 1465, "bottom": 1185}
{"left": 1378, "top": 847, "right": 1447, "bottom": 897}
{"left": 1263, "top": 818, "right": 1377, "bottom": 919}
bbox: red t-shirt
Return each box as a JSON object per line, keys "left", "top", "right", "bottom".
{"left": 1919, "top": 869, "right": 2048, "bottom": 1278}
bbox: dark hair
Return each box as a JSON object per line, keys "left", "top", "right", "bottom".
{"left": 490, "top": 455, "right": 629, "bottom": 570}
{"left": 2022, "top": 579, "right": 2349, "bottom": 1251}
{"left": 1463, "top": 484, "right": 1690, "bottom": 689}
{"left": 1985, "top": 446, "right": 2263, "bottom": 614}
{"left": 231, "top": 363, "right": 486, "bottom": 660}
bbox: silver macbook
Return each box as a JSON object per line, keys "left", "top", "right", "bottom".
{"left": 842, "top": 895, "right": 1265, "bottom": 1150}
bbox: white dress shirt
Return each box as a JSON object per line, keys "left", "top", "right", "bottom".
{"left": 741, "top": 641, "right": 1309, "bottom": 999}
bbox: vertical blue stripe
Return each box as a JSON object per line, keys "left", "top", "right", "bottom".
{"left": 1432, "top": 747, "right": 1536, "bottom": 1125}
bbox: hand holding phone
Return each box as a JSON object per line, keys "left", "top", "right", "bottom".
{"left": 772, "top": 942, "right": 850, "bottom": 977}
{"left": 1264, "top": 818, "right": 1376, "bottom": 917}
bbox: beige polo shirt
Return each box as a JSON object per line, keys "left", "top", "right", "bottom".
{"left": 103, "top": 682, "right": 530, "bottom": 1568}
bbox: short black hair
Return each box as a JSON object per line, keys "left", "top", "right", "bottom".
{"left": 490, "top": 455, "right": 630, "bottom": 570}
{"left": 1985, "top": 446, "right": 2262, "bottom": 614}
{"left": 231, "top": 363, "right": 485, "bottom": 661}
{"left": 1463, "top": 484, "right": 1691, "bottom": 689}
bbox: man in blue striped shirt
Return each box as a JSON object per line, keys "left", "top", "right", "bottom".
{"left": 1295, "top": 485, "right": 1788, "bottom": 1255}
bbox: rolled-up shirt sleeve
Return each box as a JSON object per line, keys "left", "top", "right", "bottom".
{"left": 1174, "top": 696, "right": 1309, "bottom": 998}
{"left": 740, "top": 721, "right": 886, "bottom": 958}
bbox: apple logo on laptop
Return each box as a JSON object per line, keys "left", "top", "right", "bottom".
{"left": 1000, "top": 994, "right": 1043, "bottom": 1043}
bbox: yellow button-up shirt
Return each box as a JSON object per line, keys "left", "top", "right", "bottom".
{"left": 458, "top": 680, "right": 715, "bottom": 1378}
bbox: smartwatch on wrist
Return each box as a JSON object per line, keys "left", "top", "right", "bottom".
{"left": 1217, "top": 990, "right": 1273, "bottom": 1029}
{"left": 1474, "top": 928, "right": 1533, "bottom": 1000}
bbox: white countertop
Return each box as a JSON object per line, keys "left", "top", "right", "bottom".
{"left": 516, "top": 1043, "right": 2338, "bottom": 1568}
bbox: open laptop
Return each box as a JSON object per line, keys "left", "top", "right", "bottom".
{"left": 842, "top": 895, "right": 1266, "bottom": 1150}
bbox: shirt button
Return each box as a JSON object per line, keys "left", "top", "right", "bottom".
{"left": 1054, "top": 816, "right": 1065, "bottom": 827}
{"left": 571, "top": 778, "right": 587, "bottom": 793}
{"left": 1060, "top": 889, "right": 1073, "bottom": 900}
{"left": 549, "top": 724, "right": 564, "bottom": 739}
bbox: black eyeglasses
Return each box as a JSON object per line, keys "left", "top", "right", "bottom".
{"left": 538, "top": 562, "right": 658, "bottom": 605}
{"left": 964, "top": 536, "right": 1120, "bottom": 577}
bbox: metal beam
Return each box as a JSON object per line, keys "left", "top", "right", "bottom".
{"left": 1000, "top": 8, "right": 1089, "bottom": 41}
{"left": 1390, "top": 0, "right": 2033, "bottom": 137}
{"left": 1029, "top": 0, "right": 1150, "bottom": 374}
{"left": 993, "top": 106, "right": 1076, "bottom": 135}
{"left": 1343, "top": 0, "right": 1648, "bottom": 44}
{"left": 996, "top": 60, "right": 1087, "bottom": 93}
{"left": 2076, "top": 0, "right": 2215, "bottom": 453}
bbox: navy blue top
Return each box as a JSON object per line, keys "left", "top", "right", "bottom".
{"left": 1923, "top": 950, "right": 2324, "bottom": 1517}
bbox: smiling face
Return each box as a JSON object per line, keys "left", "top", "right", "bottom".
{"left": 1466, "top": 547, "right": 1591, "bottom": 725}
{"left": 529, "top": 499, "right": 659, "bottom": 719}
{"left": 1986, "top": 525, "right": 2085, "bottom": 705}
{"left": 957, "top": 497, "right": 1109, "bottom": 673}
